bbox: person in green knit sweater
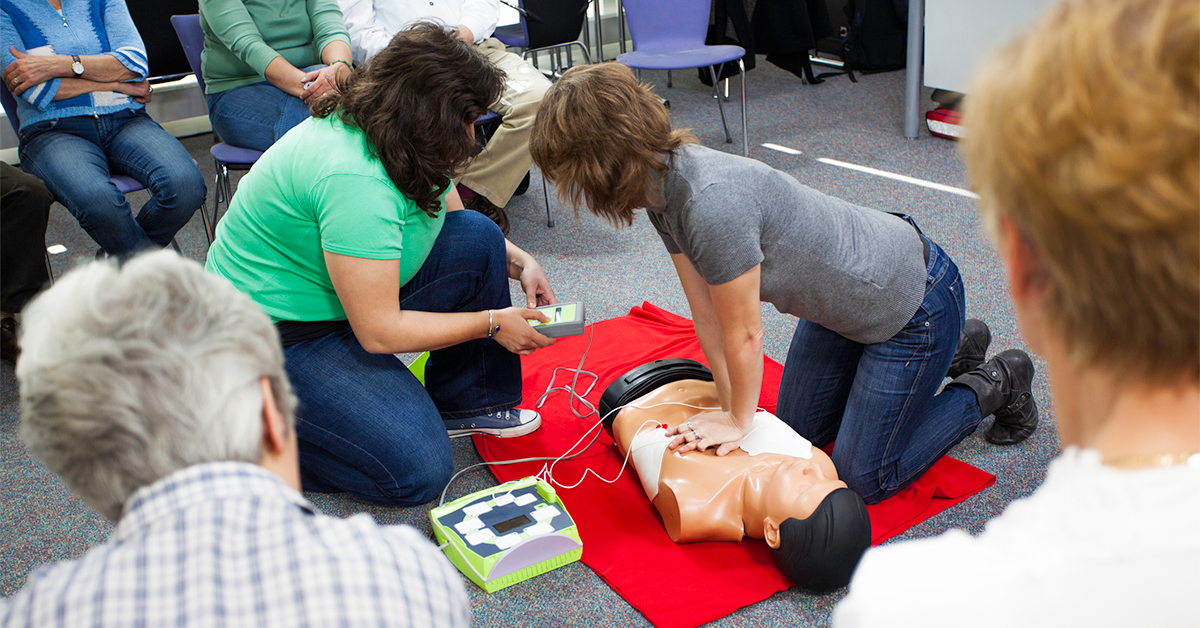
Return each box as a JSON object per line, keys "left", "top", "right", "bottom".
{"left": 200, "top": 0, "right": 353, "bottom": 151}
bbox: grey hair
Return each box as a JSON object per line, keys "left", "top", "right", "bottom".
{"left": 16, "top": 251, "right": 296, "bottom": 522}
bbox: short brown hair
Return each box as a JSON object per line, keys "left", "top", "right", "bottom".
{"left": 530, "top": 63, "right": 695, "bottom": 226}
{"left": 964, "top": 0, "right": 1199, "bottom": 380}
{"left": 311, "top": 23, "right": 504, "bottom": 218}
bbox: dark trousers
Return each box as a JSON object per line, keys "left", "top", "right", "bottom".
{"left": 285, "top": 210, "right": 521, "bottom": 505}
{"left": 1, "top": 162, "right": 51, "bottom": 314}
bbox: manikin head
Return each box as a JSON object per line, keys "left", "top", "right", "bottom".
{"left": 17, "top": 251, "right": 300, "bottom": 522}
{"left": 602, "top": 360, "right": 872, "bottom": 591}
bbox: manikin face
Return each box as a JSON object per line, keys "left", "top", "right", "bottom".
{"left": 760, "top": 457, "right": 847, "bottom": 548}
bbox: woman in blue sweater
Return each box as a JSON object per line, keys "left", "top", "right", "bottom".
{"left": 2, "top": 0, "right": 205, "bottom": 256}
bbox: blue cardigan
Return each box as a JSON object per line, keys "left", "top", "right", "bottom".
{"left": 1, "top": 0, "right": 149, "bottom": 130}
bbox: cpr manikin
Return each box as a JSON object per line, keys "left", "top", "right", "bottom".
{"left": 600, "top": 360, "right": 873, "bottom": 591}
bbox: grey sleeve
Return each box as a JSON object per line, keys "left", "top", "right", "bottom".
{"left": 682, "top": 183, "right": 764, "bottom": 285}
{"left": 645, "top": 209, "right": 682, "bottom": 255}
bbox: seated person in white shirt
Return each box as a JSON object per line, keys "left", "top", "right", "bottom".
{"left": 338, "top": 0, "right": 552, "bottom": 234}
{"left": 834, "top": 0, "right": 1200, "bottom": 625}
{"left": 1, "top": 251, "right": 469, "bottom": 627}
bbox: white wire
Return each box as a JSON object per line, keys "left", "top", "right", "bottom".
{"left": 437, "top": 320, "right": 734, "bottom": 504}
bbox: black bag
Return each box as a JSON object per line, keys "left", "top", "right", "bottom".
{"left": 842, "top": 0, "right": 908, "bottom": 72}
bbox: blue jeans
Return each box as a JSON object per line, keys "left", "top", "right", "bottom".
{"left": 284, "top": 210, "right": 521, "bottom": 505}
{"left": 205, "top": 67, "right": 322, "bottom": 151}
{"left": 776, "top": 238, "right": 982, "bottom": 504}
{"left": 18, "top": 109, "right": 206, "bottom": 256}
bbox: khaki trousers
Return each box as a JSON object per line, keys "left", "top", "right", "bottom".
{"left": 460, "top": 38, "right": 552, "bottom": 208}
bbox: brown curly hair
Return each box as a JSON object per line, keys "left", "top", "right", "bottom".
{"left": 310, "top": 23, "right": 504, "bottom": 217}
{"left": 531, "top": 62, "right": 696, "bottom": 226}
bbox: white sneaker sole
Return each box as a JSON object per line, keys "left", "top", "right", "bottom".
{"left": 446, "top": 413, "right": 542, "bottom": 439}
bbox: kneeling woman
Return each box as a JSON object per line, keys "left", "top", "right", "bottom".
{"left": 531, "top": 64, "right": 1037, "bottom": 504}
{"left": 206, "top": 25, "right": 556, "bottom": 505}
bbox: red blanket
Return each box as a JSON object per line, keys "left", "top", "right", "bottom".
{"left": 475, "top": 303, "right": 995, "bottom": 628}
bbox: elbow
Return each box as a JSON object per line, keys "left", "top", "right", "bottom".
{"left": 358, "top": 337, "right": 394, "bottom": 355}
{"left": 351, "top": 328, "right": 395, "bottom": 354}
{"left": 728, "top": 325, "right": 763, "bottom": 352}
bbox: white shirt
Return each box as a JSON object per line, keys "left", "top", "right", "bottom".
{"left": 0, "top": 462, "right": 470, "bottom": 627}
{"left": 337, "top": 0, "right": 502, "bottom": 65}
{"left": 833, "top": 447, "right": 1200, "bottom": 628}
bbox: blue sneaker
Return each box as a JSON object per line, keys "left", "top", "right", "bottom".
{"left": 444, "top": 409, "right": 541, "bottom": 438}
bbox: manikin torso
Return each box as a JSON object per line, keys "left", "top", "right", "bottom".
{"left": 611, "top": 380, "right": 846, "bottom": 544}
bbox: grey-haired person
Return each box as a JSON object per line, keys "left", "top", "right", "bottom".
{"left": 1, "top": 251, "right": 468, "bottom": 627}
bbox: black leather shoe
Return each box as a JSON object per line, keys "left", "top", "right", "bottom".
{"left": 462, "top": 192, "right": 510, "bottom": 235}
{"left": 947, "top": 319, "right": 991, "bottom": 379}
{"left": 949, "top": 349, "right": 1038, "bottom": 446}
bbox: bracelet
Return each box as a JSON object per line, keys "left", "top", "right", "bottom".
{"left": 330, "top": 59, "right": 353, "bottom": 71}
{"left": 486, "top": 310, "right": 500, "bottom": 339}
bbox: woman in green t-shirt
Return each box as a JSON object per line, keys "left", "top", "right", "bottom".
{"left": 206, "top": 24, "right": 556, "bottom": 505}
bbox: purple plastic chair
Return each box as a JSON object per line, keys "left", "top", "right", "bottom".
{"left": 171, "top": 14, "right": 263, "bottom": 244}
{"left": 617, "top": 0, "right": 748, "bottom": 156}
{"left": 1, "top": 79, "right": 186, "bottom": 268}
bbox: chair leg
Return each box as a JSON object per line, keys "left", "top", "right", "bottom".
{"left": 215, "top": 163, "right": 233, "bottom": 234}
{"left": 206, "top": 158, "right": 222, "bottom": 244}
{"left": 572, "top": 42, "right": 592, "bottom": 65}
{"left": 44, "top": 250, "right": 55, "bottom": 285}
{"left": 199, "top": 176, "right": 215, "bottom": 244}
{"left": 739, "top": 59, "right": 748, "bottom": 157}
{"left": 708, "top": 66, "right": 733, "bottom": 145}
{"left": 667, "top": 70, "right": 672, "bottom": 88}
{"left": 170, "top": 237, "right": 183, "bottom": 254}
{"left": 724, "top": 78, "right": 730, "bottom": 102}
{"left": 618, "top": 0, "right": 628, "bottom": 55}
{"left": 541, "top": 170, "right": 554, "bottom": 228}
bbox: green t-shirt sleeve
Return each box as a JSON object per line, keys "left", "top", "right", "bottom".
{"left": 200, "top": 0, "right": 281, "bottom": 77}
{"left": 313, "top": 173, "right": 407, "bottom": 259}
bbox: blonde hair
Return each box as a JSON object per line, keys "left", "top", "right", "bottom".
{"left": 531, "top": 63, "right": 696, "bottom": 226}
{"left": 964, "top": 0, "right": 1199, "bottom": 381}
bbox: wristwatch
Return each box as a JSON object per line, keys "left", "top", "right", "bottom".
{"left": 71, "top": 55, "right": 84, "bottom": 76}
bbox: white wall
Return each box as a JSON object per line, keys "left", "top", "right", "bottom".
{"left": 924, "top": 0, "right": 1057, "bottom": 93}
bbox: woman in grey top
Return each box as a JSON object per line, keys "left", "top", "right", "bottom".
{"left": 531, "top": 63, "right": 1038, "bottom": 504}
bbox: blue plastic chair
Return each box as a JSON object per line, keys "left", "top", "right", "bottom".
{"left": 617, "top": 0, "right": 748, "bottom": 156}
{"left": 171, "top": 14, "right": 263, "bottom": 244}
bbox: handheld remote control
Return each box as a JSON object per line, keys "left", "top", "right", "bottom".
{"left": 528, "top": 302, "right": 586, "bottom": 338}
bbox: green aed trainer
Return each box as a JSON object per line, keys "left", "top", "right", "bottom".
{"left": 430, "top": 476, "right": 583, "bottom": 593}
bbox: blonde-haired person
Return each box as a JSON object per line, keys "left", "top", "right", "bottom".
{"left": 531, "top": 63, "right": 1038, "bottom": 506}
{"left": 834, "top": 0, "right": 1199, "bottom": 624}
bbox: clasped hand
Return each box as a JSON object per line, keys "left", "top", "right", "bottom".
{"left": 666, "top": 410, "right": 744, "bottom": 456}
{"left": 301, "top": 62, "right": 350, "bottom": 104}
